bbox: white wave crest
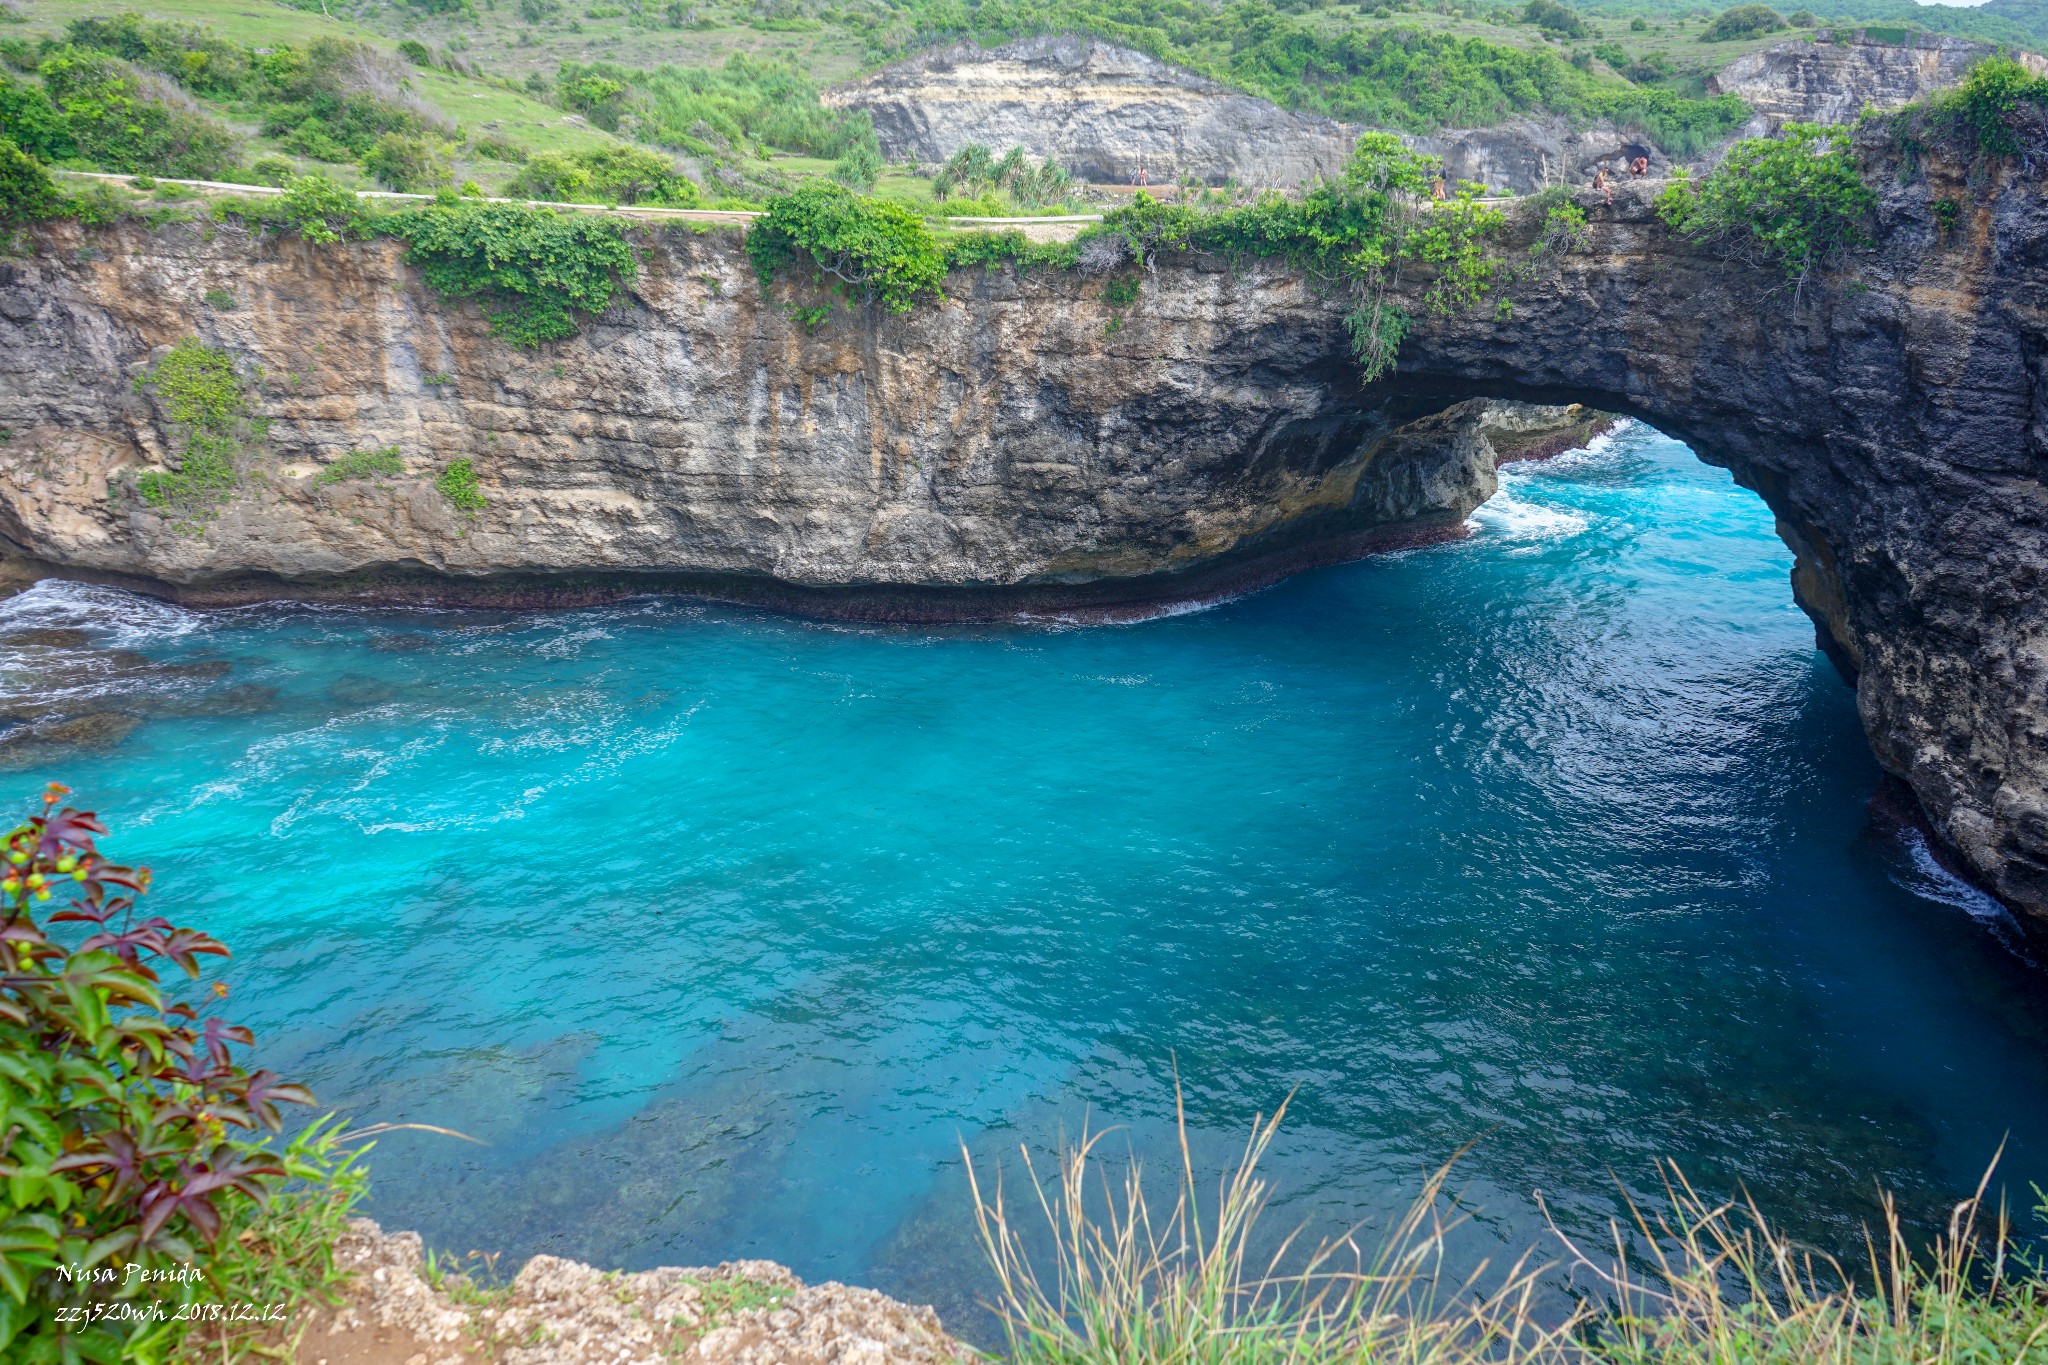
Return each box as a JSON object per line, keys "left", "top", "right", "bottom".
{"left": 1468, "top": 487, "right": 1589, "bottom": 545}
{"left": 0, "top": 579, "right": 211, "bottom": 646}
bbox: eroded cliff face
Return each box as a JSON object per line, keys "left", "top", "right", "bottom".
{"left": 823, "top": 35, "right": 1668, "bottom": 194}
{"left": 1709, "top": 32, "right": 2048, "bottom": 136}
{"left": 1383, "top": 138, "right": 2048, "bottom": 932}
{"left": 3, "top": 126, "right": 2048, "bottom": 933}
{"left": 0, "top": 221, "right": 1513, "bottom": 619}
{"left": 824, "top": 35, "right": 1361, "bottom": 188}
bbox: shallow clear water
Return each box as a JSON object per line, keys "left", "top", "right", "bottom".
{"left": 7, "top": 423, "right": 2048, "bottom": 1330}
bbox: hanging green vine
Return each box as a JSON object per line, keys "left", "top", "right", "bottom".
{"left": 132, "top": 338, "right": 265, "bottom": 534}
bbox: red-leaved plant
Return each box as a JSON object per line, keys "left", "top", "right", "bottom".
{"left": 0, "top": 784, "right": 361, "bottom": 1362}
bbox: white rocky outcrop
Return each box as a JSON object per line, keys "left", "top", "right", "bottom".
{"left": 304, "top": 1219, "right": 967, "bottom": 1365}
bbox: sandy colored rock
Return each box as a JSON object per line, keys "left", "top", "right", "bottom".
{"left": 1710, "top": 31, "right": 2048, "bottom": 137}
{"left": 295, "top": 1220, "right": 966, "bottom": 1365}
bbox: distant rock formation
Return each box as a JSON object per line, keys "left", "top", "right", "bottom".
{"left": 823, "top": 35, "right": 1361, "bottom": 188}
{"left": 1708, "top": 31, "right": 2047, "bottom": 135}
{"left": 1408, "top": 117, "right": 1673, "bottom": 195}
{"left": 828, "top": 35, "right": 1681, "bottom": 194}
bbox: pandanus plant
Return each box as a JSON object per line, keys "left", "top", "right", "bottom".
{"left": 933, "top": 143, "right": 1073, "bottom": 209}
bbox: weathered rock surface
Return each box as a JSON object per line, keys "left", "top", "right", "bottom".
{"left": 825, "top": 34, "right": 1361, "bottom": 188}
{"left": 300, "top": 1218, "right": 964, "bottom": 1365}
{"left": 2, "top": 124, "right": 2047, "bottom": 934}
{"left": 0, "top": 224, "right": 1518, "bottom": 620}
{"left": 1709, "top": 31, "right": 2048, "bottom": 136}
{"left": 1409, "top": 116, "right": 1672, "bottom": 195}
{"left": 826, "top": 36, "right": 1690, "bottom": 194}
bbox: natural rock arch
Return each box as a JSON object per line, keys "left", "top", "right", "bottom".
{"left": 0, "top": 133, "right": 2042, "bottom": 932}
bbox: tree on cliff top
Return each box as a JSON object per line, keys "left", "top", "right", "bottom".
{"left": 746, "top": 180, "right": 947, "bottom": 314}
{"left": 0, "top": 138, "right": 63, "bottom": 225}
{"left": 1656, "top": 121, "right": 1874, "bottom": 297}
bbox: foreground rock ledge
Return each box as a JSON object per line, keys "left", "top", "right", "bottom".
{"left": 299, "top": 1219, "right": 968, "bottom": 1365}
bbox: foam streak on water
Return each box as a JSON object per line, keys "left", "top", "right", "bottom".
{"left": 6, "top": 424, "right": 2048, "bottom": 1332}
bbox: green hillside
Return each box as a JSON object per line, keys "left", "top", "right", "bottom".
{"left": 0, "top": 0, "right": 635, "bottom": 193}
{"left": 0, "top": 0, "right": 2036, "bottom": 213}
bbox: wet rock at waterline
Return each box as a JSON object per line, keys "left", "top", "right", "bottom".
{"left": 0, "top": 712, "right": 142, "bottom": 770}
{"left": 0, "top": 631, "right": 269, "bottom": 765}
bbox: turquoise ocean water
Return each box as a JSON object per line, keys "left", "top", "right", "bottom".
{"left": 6, "top": 422, "right": 2048, "bottom": 1329}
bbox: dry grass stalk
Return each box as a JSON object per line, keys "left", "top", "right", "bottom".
{"left": 968, "top": 1091, "right": 2048, "bottom": 1365}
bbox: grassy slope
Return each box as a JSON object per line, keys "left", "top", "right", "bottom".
{"left": 8, "top": 0, "right": 631, "bottom": 187}
{"left": 353, "top": 0, "right": 1797, "bottom": 106}
{"left": 352, "top": 0, "right": 2044, "bottom": 115}
{"left": 6, "top": 0, "right": 2038, "bottom": 200}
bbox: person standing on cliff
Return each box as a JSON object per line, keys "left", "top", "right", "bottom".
{"left": 1431, "top": 176, "right": 1447, "bottom": 201}
{"left": 1593, "top": 166, "right": 1610, "bottom": 203}
{"left": 1630, "top": 155, "right": 1648, "bottom": 177}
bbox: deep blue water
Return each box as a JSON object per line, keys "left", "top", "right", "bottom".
{"left": 7, "top": 422, "right": 2048, "bottom": 1329}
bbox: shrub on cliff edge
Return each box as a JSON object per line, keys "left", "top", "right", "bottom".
{"left": 1933, "top": 56, "right": 2048, "bottom": 157}
{"left": 393, "top": 199, "right": 638, "bottom": 347}
{"left": 0, "top": 784, "right": 363, "bottom": 1360}
{"left": 0, "top": 137, "right": 61, "bottom": 225}
{"left": 747, "top": 181, "right": 946, "bottom": 316}
{"left": 278, "top": 172, "right": 370, "bottom": 243}
{"left": 1656, "top": 122, "right": 1874, "bottom": 292}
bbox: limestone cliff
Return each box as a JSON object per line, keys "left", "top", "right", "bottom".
{"left": 3, "top": 122, "right": 2048, "bottom": 934}
{"left": 823, "top": 35, "right": 1677, "bottom": 193}
{"left": 823, "top": 35, "right": 1361, "bottom": 188}
{"left": 1709, "top": 31, "right": 2048, "bottom": 136}
{"left": 0, "top": 221, "right": 1519, "bottom": 619}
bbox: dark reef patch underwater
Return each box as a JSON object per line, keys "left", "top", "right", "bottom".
{"left": 3, "top": 422, "right": 2047, "bottom": 1336}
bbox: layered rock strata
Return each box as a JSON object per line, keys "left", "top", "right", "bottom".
{"left": 2, "top": 124, "right": 2047, "bottom": 928}
{"left": 824, "top": 35, "right": 1361, "bottom": 188}
{"left": 825, "top": 35, "right": 1671, "bottom": 193}
{"left": 0, "top": 228, "right": 1526, "bottom": 621}
{"left": 1709, "top": 32, "right": 2048, "bottom": 137}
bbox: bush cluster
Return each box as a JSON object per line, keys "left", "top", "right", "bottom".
{"left": 750, "top": 135, "right": 1507, "bottom": 381}
{"left": 746, "top": 180, "right": 947, "bottom": 314}
{"left": 133, "top": 338, "right": 266, "bottom": 531}
{"left": 32, "top": 46, "right": 239, "bottom": 180}
{"left": 932, "top": 144, "right": 1073, "bottom": 210}
{"left": 555, "top": 53, "right": 878, "bottom": 163}
{"left": 6, "top": 13, "right": 461, "bottom": 185}
{"left": 0, "top": 136, "right": 62, "bottom": 224}
{"left": 394, "top": 198, "right": 640, "bottom": 346}
{"left": 1928, "top": 55, "right": 2048, "bottom": 157}
{"left": 1700, "top": 4, "right": 1788, "bottom": 41}
{"left": 505, "top": 144, "right": 700, "bottom": 207}
{"left": 0, "top": 784, "right": 359, "bottom": 1360}
{"left": 312, "top": 445, "right": 406, "bottom": 487}
{"left": 1656, "top": 121, "right": 1875, "bottom": 288}
{"left": 435, "top": 457, "right": 488, "bottom": 510}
